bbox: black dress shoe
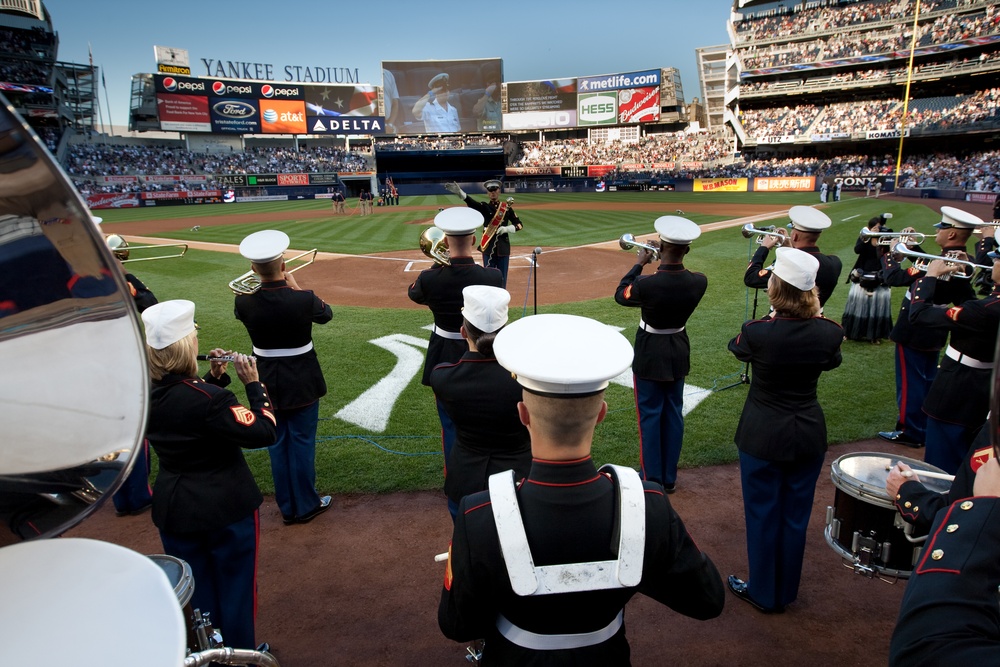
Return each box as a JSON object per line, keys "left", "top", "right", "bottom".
{"left": 663, "top": 483, "right": 677, "bottom": 494}
{"left": 727, "top": 575, "right": 784, "bottom": 614}
{"left": 291, "top": 495, "right": 332, "bottom": 525}
{"left": 877, "top": 430, "right": 923, "bottom": 448}
{"left": 114, "top": 503, "right": 152, "bottom": 518}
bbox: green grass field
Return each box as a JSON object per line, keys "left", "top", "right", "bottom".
{"left": 100, "top": 191, "right": 940, "bottom": 495}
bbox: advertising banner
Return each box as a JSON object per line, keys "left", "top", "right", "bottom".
{"left": 501, "top": 110, "right": 577, "bottom": 130}
{"left": 505, "top": 166, "right": 562, "bottom": 176}
{"left": 588, "top": 165, "right": 616, "bottom": 178}
{"left": 620, "top": 162, "right": 675, "bottom": 171}
{"left": 278, "top": 174, "right": 310, "bottom": 186}
{"left": 694, "top": 178, "right": 748, "bottom": 192}
{"left": 86, "top": 193, "right": 141, "bottom": 209}
{"left": 308, "top": 173, "right": 341, "bottom": 184}
{"left": 209, "top": 98, "right": 261, "bottom": 134}
{"left": 306, "top": 116, "right": 386, "bottom": 135}
{"left": 305, "top": 84, "right": 378, "bottom": 116}
{"left": 577, "top": 69, "right": 660, "bottom": 93}
{"left": 259, "top": 99, "right": 307, "bottom": 134}
{"left": 504, "top": 79, "right": 577, "bottom": 114}
{"left": 617, "top": 87, "right": 660, "bottom": 124}
{"left": 381, "top": 58, "right": 503, "bottom": 134}
{"left": 866, "top": 129, "right": 910, "bottom": 140}
{"left": 754, "top": 176, "right": 815, "bottom": 192}
{"left": 99, "top": 176, "right": 138, "bottom": 184}
{"left": 157, "top": 93, "right": 211, "bottom": 132}
{"left": 578, "top": 92, "right": 617, "bottom": 126}
{"left": 967, "top": 191, "right": 998, "bottom": 204}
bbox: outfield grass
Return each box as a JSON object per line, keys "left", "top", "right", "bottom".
{"left": 113, "top": 192, "right": 937, "bottom": 494}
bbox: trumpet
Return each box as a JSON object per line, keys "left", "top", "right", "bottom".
{"left": 740, "top": 223, "right": 787, "bottom": 246}
{"left": 105, "top": 234, "right": 188, "bottom": 262}
{"left": 892, "top": 243, "right": 990, "bottom": 279}
{"left": 229, "top": 249, "right": 318, "bottom": 295}
{"left": 859, "top": 228, "right": 926, "bottom": 246}
{"left": 619, "top": 233, "right": 660, "bottom": 261}
{"left": 419, "top": 226, "right": 450, "bottom": 266}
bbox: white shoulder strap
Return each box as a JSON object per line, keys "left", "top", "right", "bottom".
{"left": 489, "top": 464, "right": 646, "bottom": 596}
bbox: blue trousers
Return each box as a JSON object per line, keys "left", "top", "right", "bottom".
{"left": 112, "top": 438, "right": 152, "bottom": 514}
{"left": 924, "top": 416, "right": 975, "bottom": 475}
{"left": 484, "top": 253, "right": 510, "bottom": 288}
{"left": 634, "top": 377, "right": 685, "bottom": 487}
{"left": 159, "top": 511, "right": 259, "bottom": 650}
{"left": 739, "top": 450, "right": 825, "bottom": 610}
{"left": 270, "top": 401, "right": 322, "bottom": 521}
{"left": 894, "top": 344, "right": 939, "bottom": 443}
{"left": 436, "top": 398, "right": 459, "bottom": 520}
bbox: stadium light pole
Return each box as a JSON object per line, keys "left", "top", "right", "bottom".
{"left": 893, "top": 0, "right": 922, "bottom": 192}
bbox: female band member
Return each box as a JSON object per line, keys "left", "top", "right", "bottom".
{"left": 141, "top": 299, "right": 277, "bottom": 650}
{"left": 842, "top": 214, "right": 894, "bottom": 343}
{"left": 726, "top": 248, "right": 844, "bottom": 613}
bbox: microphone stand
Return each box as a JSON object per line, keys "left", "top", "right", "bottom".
{"left": 532, "top": 248, "right": 540, "bottom": 315}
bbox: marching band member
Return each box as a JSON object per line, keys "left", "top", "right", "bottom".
{"left": 841, "top": 214, "right": 894, "bottom": 343}
{"left": 878, "top": 207, "right": 980, "bottom": 448}
{"left": 408, "top": 209, "right": 503, "bottom": 511}
{"left": 439, "top": 314, "right": 724, "bottom": 664}
{"left": 430, "top": 285, "right": 530, "bottom": 521}
{"left": 142, "top": 299, "right": 276, "bottom": 651}
{"left": 235, "top": 230, "right": 333, "bottom": 526}
{"left": 728, "top": 248, "right": 844, "bottom": 614}
{"left": 904, "top": 234, "right": 999, "bottom": 473}
{"left": 614, "top": 216, "right": 707, "bottom": 493}
{"left": 445, "top": 179, "right": 524, "bottom": 287}
{"left": 744, "top": 205, "right": 842, "bottom": 309}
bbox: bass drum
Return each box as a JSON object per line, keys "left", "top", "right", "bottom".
{"left": 824, "top": 451, "right": 952, "bottom": 580}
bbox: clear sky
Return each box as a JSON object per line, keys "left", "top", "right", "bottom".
{"left": 42, "top": 0, "right": 735, "bottom": 131}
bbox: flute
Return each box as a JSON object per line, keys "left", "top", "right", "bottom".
{"left": 196, "top": 354, "right": 255, "bottom": 363}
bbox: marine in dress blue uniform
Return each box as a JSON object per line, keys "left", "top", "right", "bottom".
{"left": 409, "top": 209, "right": 503, "bottom": 485}
{"left": 728, "top": 248, "right": 844, "bottom": 613}
{"left": 878, "top": 207, "right": 981, "bottom": 447}
{"left": 614, "top": 216, "right": 707, "bottom": 492}
{"left": 439, "top": 314, "right": 724, "bottom": 665}
{"left": 906, "top": 237, "right": 999, "bottom": 473}
{"left": 445, "top": 179, "right": 523, "bottom": 287}
{"left": 744, "top": 205, "right": 842, "bottom": 309}
{"left": 235, "top": 230, "right": 333, "bottom": 525}
{"left": 430, "top": 285, "right": 530, "bottom": 520}
{"left": 142, "top": 300, "right": 277, "bottom": 650}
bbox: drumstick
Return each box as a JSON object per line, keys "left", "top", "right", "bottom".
{"left": 900, "top": 469, "right": 955, "bottom": 482}
{"left": 434, "top": 552, "right": 449, "bottom": 562}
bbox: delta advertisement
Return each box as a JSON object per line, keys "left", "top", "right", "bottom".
{"left": 694, "top": 178, "right": 749, "bottom": 192}
{"left": 152, "top": 74, "right": 383, "bottom": 135}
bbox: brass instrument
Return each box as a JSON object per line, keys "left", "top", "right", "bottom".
{"left": 420, "top": 226, "right": 450, "bottom": 266}
{"left": 891, "top": 243, "right": 989, "bottom": 279}
{"left": 229, "top": 248, "right": 318, "bottom": 295}
{"left": 618, "top": 233, "right": 660, "bottom": 261}
{"left": 740, "top": 223, "right": 787, "bottom": 246}
{"left": 105, "top": 234, "right": 188, "bottom": 262}
{"left": 859, "top": 228, "right": 926, "bottom": 246}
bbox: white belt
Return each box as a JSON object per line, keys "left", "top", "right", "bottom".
{"left": 945, "top": 345, "right": 992, "bottom": 369}
{"left": 432, "top": 325, "right": 464, "bottom": 340}
{"left": 252, "top": 342, "right": 313, "bottom": 358}
{"left": 496, "top": 611, "right": 623, "bottom": 651}
{"left": 638, "top": 319, "right": 684, "bottom": 335}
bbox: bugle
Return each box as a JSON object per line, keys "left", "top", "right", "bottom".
{"left": 105, "top": 234, "right": 188, "bottom": 262}
{"left": 891, "top": 243, "right": 990, "bottom": 279}
{"left": 619, "top": 233, "right": 660, "bottom": 261}
{"left": 419, "top": 226, "right": 450, "bottom": 266}
{"left": 229, "top": 248, "right": 318, "bottom": 295}
{"left": 740, "top": 223, "right": 787, "bottom": 246}
{"left": 859, "top": 228, "right": 925, "bottom": 246}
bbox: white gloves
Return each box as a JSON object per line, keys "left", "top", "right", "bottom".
{"left": 444, "top": 182, "right": 466, "bottom": 199}
{"left": 497, "top": 225, "right": 516, "bottom": 236}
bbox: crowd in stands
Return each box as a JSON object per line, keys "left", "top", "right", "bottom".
{"left": 738, "top": 6, "right": 998, "bottom": 70}
{"left": 0, "top": 61, "right": 51, "bottom": 86}
{"left": 740, "top": 105, "right": 822, "bottom": 138}
{"left": 374, "top": 136, "right": 503, "bottom": 150}
{"left": 0, "top": 27, "right": 55, "bottom": 58}
{"left": 734, "top": 0, "right": 954, "bottom": 43}
{"left": 514, "top": 133, "right": 732, "bottom": 167}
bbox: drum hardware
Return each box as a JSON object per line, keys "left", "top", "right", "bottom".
{"left": 420, "top": 226, "right": 450, "bottom": 266}
{"left": 892, "top": 243, "right": 989, "bottom": 280}
{"left": 105, "top": 234, "right": 189, "bottom": 262}
{"left": 618, "top": 233, "right": 661, "bottom": 261}
{"left": 740, "top": 223, "right": 787, "bottom": 246}
{"left": 859, "top": 228, "right": 924, "bottom": 246}
{"left": 465, "top": 640, "right": 484, "bottom": 663}
{"left": 229, "top": 248, "right": 318, "bottom": 295}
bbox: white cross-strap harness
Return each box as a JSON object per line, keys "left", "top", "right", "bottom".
{"left": 487, "top": 464, "right": 646, "bottom": 650}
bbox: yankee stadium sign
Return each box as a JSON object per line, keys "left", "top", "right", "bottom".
{"left": 201, "top": 59, "right": 362, "bottom": 84}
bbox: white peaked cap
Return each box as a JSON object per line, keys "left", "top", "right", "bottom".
{"left": 493, "top": 314, "right": 633, "bottom": 395}
{"left": 463, "top": 285, "right": 510, "bottom": 333}
{"left": 936, "top": 206, "right": 985, "bottom": 229}
{"left": 239, "top": 229, "right": 290, "bottom": 262}
{"left": 788, "top": 205, "right": 831, "bottom": 232}
{"left": 435, "top": 207, "right": 481, "bottom": 235}
{"left": 772, "top": 247, "right": 819, "bottom": 291}
{"left": 654, "top": 215, "right": 701, "bottom": 244}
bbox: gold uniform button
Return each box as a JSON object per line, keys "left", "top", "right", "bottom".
{"left": 895, "top": 494, "right": 901, "bottom": 500}
{"left": 961, "top": 501, "right": 974, "bottom": 510}
{"left": 913, "top": 506, "right": 919, "bottom": 512}
{"left": 904, "top": 501, "right": 912, "bottom": 508}
{"left": 931, "top": 549, "right": 944, "bottom": 560}
{"left": 946, "top": 524, "right": 959, "bottom": 533}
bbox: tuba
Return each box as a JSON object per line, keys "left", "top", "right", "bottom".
{"left": 420, "top": 226, "right": 450, "bottom": 266}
